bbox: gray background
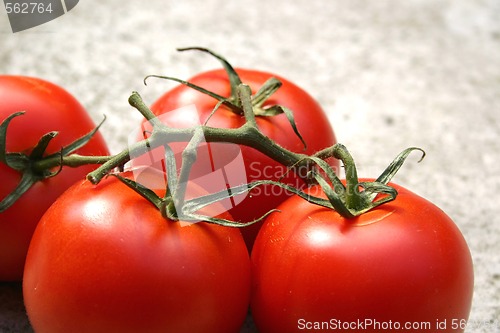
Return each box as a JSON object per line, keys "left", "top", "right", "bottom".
{"left": 1, "top": 0, "right": 499, "bottom": 332}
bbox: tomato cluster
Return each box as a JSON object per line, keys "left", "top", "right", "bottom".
{"left": 0, "top": 50, "right": 474, "bottom": 333}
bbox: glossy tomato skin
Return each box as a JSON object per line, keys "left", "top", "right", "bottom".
{"left": 23, "top": 171, "right": 251, "bottom": 333}
{"left": 251, "top": 180, "right": 474, "bottom": 333}
{"left": 141, "top": 68, "right": 337, "bottom": 249}
{"left": 0, "top": 76, "right": 109, "bottom": 281}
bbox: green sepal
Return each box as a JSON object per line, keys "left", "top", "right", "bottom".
{"left": 258, "top": 104, "right": 307, "bottom": 151}
{"left": 0, "top": 112, "right": 106, "bottom": 213}
{"left": 51, "top": 116, "right": 106, "bottom": 159}
{"left": 181, "top": 180, "right": 332, "bottom": 226}
{"left": 290, "top": 145, "right": 425, "bottom": 218}
{"left": 252, "top": 77, "right": 282, "bottom": 109}
{"left": 2, "top": 152, "right": 29, "bottom": 171}
{"left": 312, "top": 171, "right": 355, "bottom": 218}
{"left": 353, "top": 181, "right": 398, "bottom": 215}
{"left": 112, "top": 172, "right": 275, "bottom": 227}
{"left": 0, "top": 171, "right": 40, "bottom": 212}
{"left": 177, "top": 47, "right": 243, "bottom": 102}
{"left": 376, "top": 147, "right": 425, "bottom": 184}
{"left": 186, "top": 209, "right": 278, "bottom": 228}
{"left": 146, "top": 48, "right": 308, "bottom": 149}
{"left": 29, "top": 131, "right": 58, "bottom": 160}
{"left": 144, "top": 75, "right": 241, "bottom": 114}
{"left": 111, "top": 173, "right": 169, "bottom": 216}
{"left": 0, "top": 112, "right": 27, "bottom": 170}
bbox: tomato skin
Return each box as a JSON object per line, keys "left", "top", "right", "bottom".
{"left": 251, "top": 180, "right": 474, "bottom": 333}
{"left": 23, "top": 172, "right": 251, "bottom": 333}
{"left": 0, "top": 75, "right": 109, "bottom": 281}
{"left": 141, "top": 68, "right": 337, "bottom": 249}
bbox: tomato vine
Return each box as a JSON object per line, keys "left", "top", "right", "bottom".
{"left": 0, "top": 48, "right": 424, "bottom": 225}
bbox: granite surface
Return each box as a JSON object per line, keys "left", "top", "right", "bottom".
{"left": 1, "top": 0, "right": 499, "bottom": 332}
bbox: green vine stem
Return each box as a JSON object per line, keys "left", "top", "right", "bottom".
{"left": 1, "top": 84, "right": 424, "bottom": 223}
{"left": 1, "top": 47, "right": 425, "bottom": 223}
{"left": 87, "top": 85, "right": 311, "bottom": 185}
{"left": 85, "top": 84, "right": 424, "bottom": 222}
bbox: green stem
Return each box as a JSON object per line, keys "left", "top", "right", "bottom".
{"left": 330, "top": 144, "right": 362, "bottom": 211}
{"left": 1, "top": 47, "right": 424, "bottom": 221}
{"left": 4, "top": 85, "right": 420, "bottom": 221}
{"left": 86, "top": 147, "right": 132, "bottom": 184}
{"left": 33, "top": 154, "right": 112, "bottom": 173}
{"left": 128, "top": 91, "right": 162, "bottom": 126}
{"left": 87, "top": 89, "right": 309, "bottom": 184}
{"left": 174, "top": 127, "right": 205, "bottom": 216}
{"left": 238, "top": 84, "right": 258, "bottom": 127}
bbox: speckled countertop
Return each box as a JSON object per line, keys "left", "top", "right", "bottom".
{"left": 1, "top": 0, "right": 499, "bottom": 332}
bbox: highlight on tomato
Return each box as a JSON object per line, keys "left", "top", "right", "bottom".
{"left": 0, "top": 75, "right": 109, "bottom": 281}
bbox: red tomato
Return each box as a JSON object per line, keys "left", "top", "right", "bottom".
{"left": 251, "top": 181, "right": 474, "bottom": 333}
{"left": 138, "top": 68, "right": 337, "bottom": 249}
{"left": 0, "top": 75, "right": 109, "bottom": 281}
{"left": 23, "top": 170, "right": 251, "bottom": 333}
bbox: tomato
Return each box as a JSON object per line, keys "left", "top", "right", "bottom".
{"left": 138, "top": 68, "right": 337, "bottom": 249}
{"left": 0, "top": 75, "right": 109, "bottom": 281}
{"left": 23, "top": 170, "right": 251, "bottom": 333}
{"left": 250, "top": 180, "right": 474, "bottom": 333}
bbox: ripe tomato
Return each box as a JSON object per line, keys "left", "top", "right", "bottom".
{"left": 23, "top": 170, "right": 251, "bottom": 333}
{"left": 0, "top": 75, "right": 109, "bottom": 281}
{"left": 139, "top": 68, "right": 337, "bottom": 249}
{"left": 251, "top": 181, "right": 474, "bottom": 333}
